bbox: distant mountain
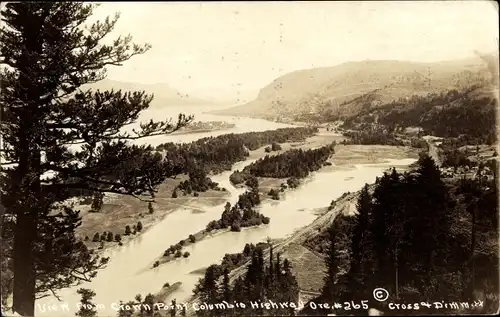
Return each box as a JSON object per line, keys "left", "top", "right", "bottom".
{"left": 211, "top": 54, "right": 498, "bottom": 122}
{"left": 84, "top": 79, "right": 216, "bottom": 108}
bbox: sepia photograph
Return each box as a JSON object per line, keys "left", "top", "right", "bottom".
{"left": 0, "top": 1, "right": 499, "bottom": 316}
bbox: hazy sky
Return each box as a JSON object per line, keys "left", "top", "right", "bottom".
{"left": 92, "top": 1, "right": 499, "bottom": 99}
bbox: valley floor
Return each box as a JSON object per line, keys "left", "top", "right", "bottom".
{"left": 76, "top": 176, "right": 229, "bottom": 252}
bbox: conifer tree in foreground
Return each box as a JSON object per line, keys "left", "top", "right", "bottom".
{"left": 75, "top": 288, "right": 97, "bottom": 317}
{"left": 0, "top": 2, "right": 191, "bottom": 315}
{"left": 349, "top": 183, "right": 373, "bottom": 298}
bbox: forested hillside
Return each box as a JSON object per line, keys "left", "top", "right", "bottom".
{"left": 301, "top": 155, "right": 499, "bottom": 315}
{"left": 341, "top": 85, "right": 497, "bottom": 145}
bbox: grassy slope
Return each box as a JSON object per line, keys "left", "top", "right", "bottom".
{"left": 211, "top": 56, "right": 495, "bottom": 121}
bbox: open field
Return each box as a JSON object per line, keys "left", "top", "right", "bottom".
{"left": 76, "top": 174, "right": 229, "bottom": 252}
{"left": 282, "top": 243, "right": 326, "bottom": 293}
{"left": 328, "top": 144, "right": 419, "bottom": 166}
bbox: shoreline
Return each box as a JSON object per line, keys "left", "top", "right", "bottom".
{"left": 80, "top": 132, "right": 340, "bottom": 256}
{"left": 78, "top": 182, "right": 230, "bottom": 256}
{"left": 147, "top": 144, "right": 419, "bottom": 270}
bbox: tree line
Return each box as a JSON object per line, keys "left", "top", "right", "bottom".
{"left": 156, "top": 127, "right": 318, "bottom": 175}
{"left": 173, "top": 168, "right": 224, "bottom": 197}
{"left": 206, "top": 178, "right": 270, "bottom": 232}
{"left": 195, "top": 242, "right": 300, "bottom": 317}
{"left": 229, "top": 143, "right": 336, "bottom": 185}
{"left": 301, "top": 154, "right": 498, "bottom": 315}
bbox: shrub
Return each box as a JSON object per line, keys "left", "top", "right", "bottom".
{"left": 287, "top": 177, "right": 300, "bottom": 188}
{"left": 137, "top": 221, "right": 143, "bottom": 232}
{"left": 175, "top": 250, "right": 182, "bottom": 258}
{"left": 262, "top": 217, "right": 270, "bottom": 225}
{"left": 106, "top": 232, "right": 113, "bottom": 242}
{"left": 163, "top": 282, "right": 170, "bottom": 288}
{"left": 153, "top": 261, "right": 159, "bottom": 268}
{"left": 268, "top": 189, "right": 280, "bottom": 200}
{"left": 172, "top": 190, "right": 178, "bottom": 198}
{"left": 189, "top": 234, "right": 196, "bottom": 243}
{"left": 245, "top": 177, "right": 259, "bottom": 189}
{"left": 179, "top": 240, "right": 185, "bottom": 246}
{"left": 230, "top": 222, "right": 241, "bottom": 232}
{"left": 125, "top": 225, "right": 131, "bottom": 235}
{"left": 229, "top": 171, "right": 245, "bottom": 185}
{"left": 148, "top": 202, "right": 154, "bottom": 214}
{"left": 84, "top": 235, "right": 89, "bottom": 241}
{"left": 264, "top": 146, "right": 271, "bottom": 153}
{"left": 100, "top": 232, "right": 107, "bottom": 241}
{"left": 183, "top": 252, "right": 190, "bottom": 258}
{"left": 114, "top": 234, "right": 121, "bottom": 242}
{"left": 92, "top": 233, "right": 100, "bottom": 242}
{"left": 193, "top": 192, "right": 199, "bottom": 197}
{"left": 271, "top": 142, "right": 282, "bottom": 151}
{"left": 163, "top": 249, "right": 171, "bottom": 257}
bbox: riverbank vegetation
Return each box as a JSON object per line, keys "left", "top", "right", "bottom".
{"left": 229, "top": 142, "right": 336, "bottom": 185}
{"left": 157, "top": 180, "right": 269, "bottom": 267}
{"left": 301, "top": 154, "right": 499, "bottom": 315}
{"left": 206, "top": 186, "right": 270, "bottom": 232}
{"left": 174, "top": 168, "right": 225, "bottom": 197}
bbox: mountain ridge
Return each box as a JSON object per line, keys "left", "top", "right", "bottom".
{"left": 211, "top": 54, "right": 498, "bottom": 121}
{"left": 84, "top": 78, "right": 217, "bottom": 108}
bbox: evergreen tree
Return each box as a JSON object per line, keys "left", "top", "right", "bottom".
{"left": 220, "top": 267, "right": 232, "bottom": 313}
{"left": 0, "top": 3, "right": 191, "bottom": 315}
{"left": 117, "top": 300, "right": 134, "bottom": 317}
{"left": 349, "top": 183, "right": 373, "bottom": 298}
{"left": 142, "top": 293, "right": 155, "bottom": 317}
{"left": 197, "top": 265, "right": 220, "bottom": 317}
{"left": 90, "top": 192, "right": 104, "bottom": 212}
{"left": 75, "top": 288, "right": 97, "bottom": 317}
{"left": 170, "top": 299, "right": 177, "bottom": 317}
{"left": 322, "top": 224, "right": 338, "bottom": 300}
{"left": 410, "top": 155, "right": 451, "bottom": 294}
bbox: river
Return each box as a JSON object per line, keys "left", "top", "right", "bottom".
{"left": 34, "top": 105, "right": 416, "bottom": 317}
